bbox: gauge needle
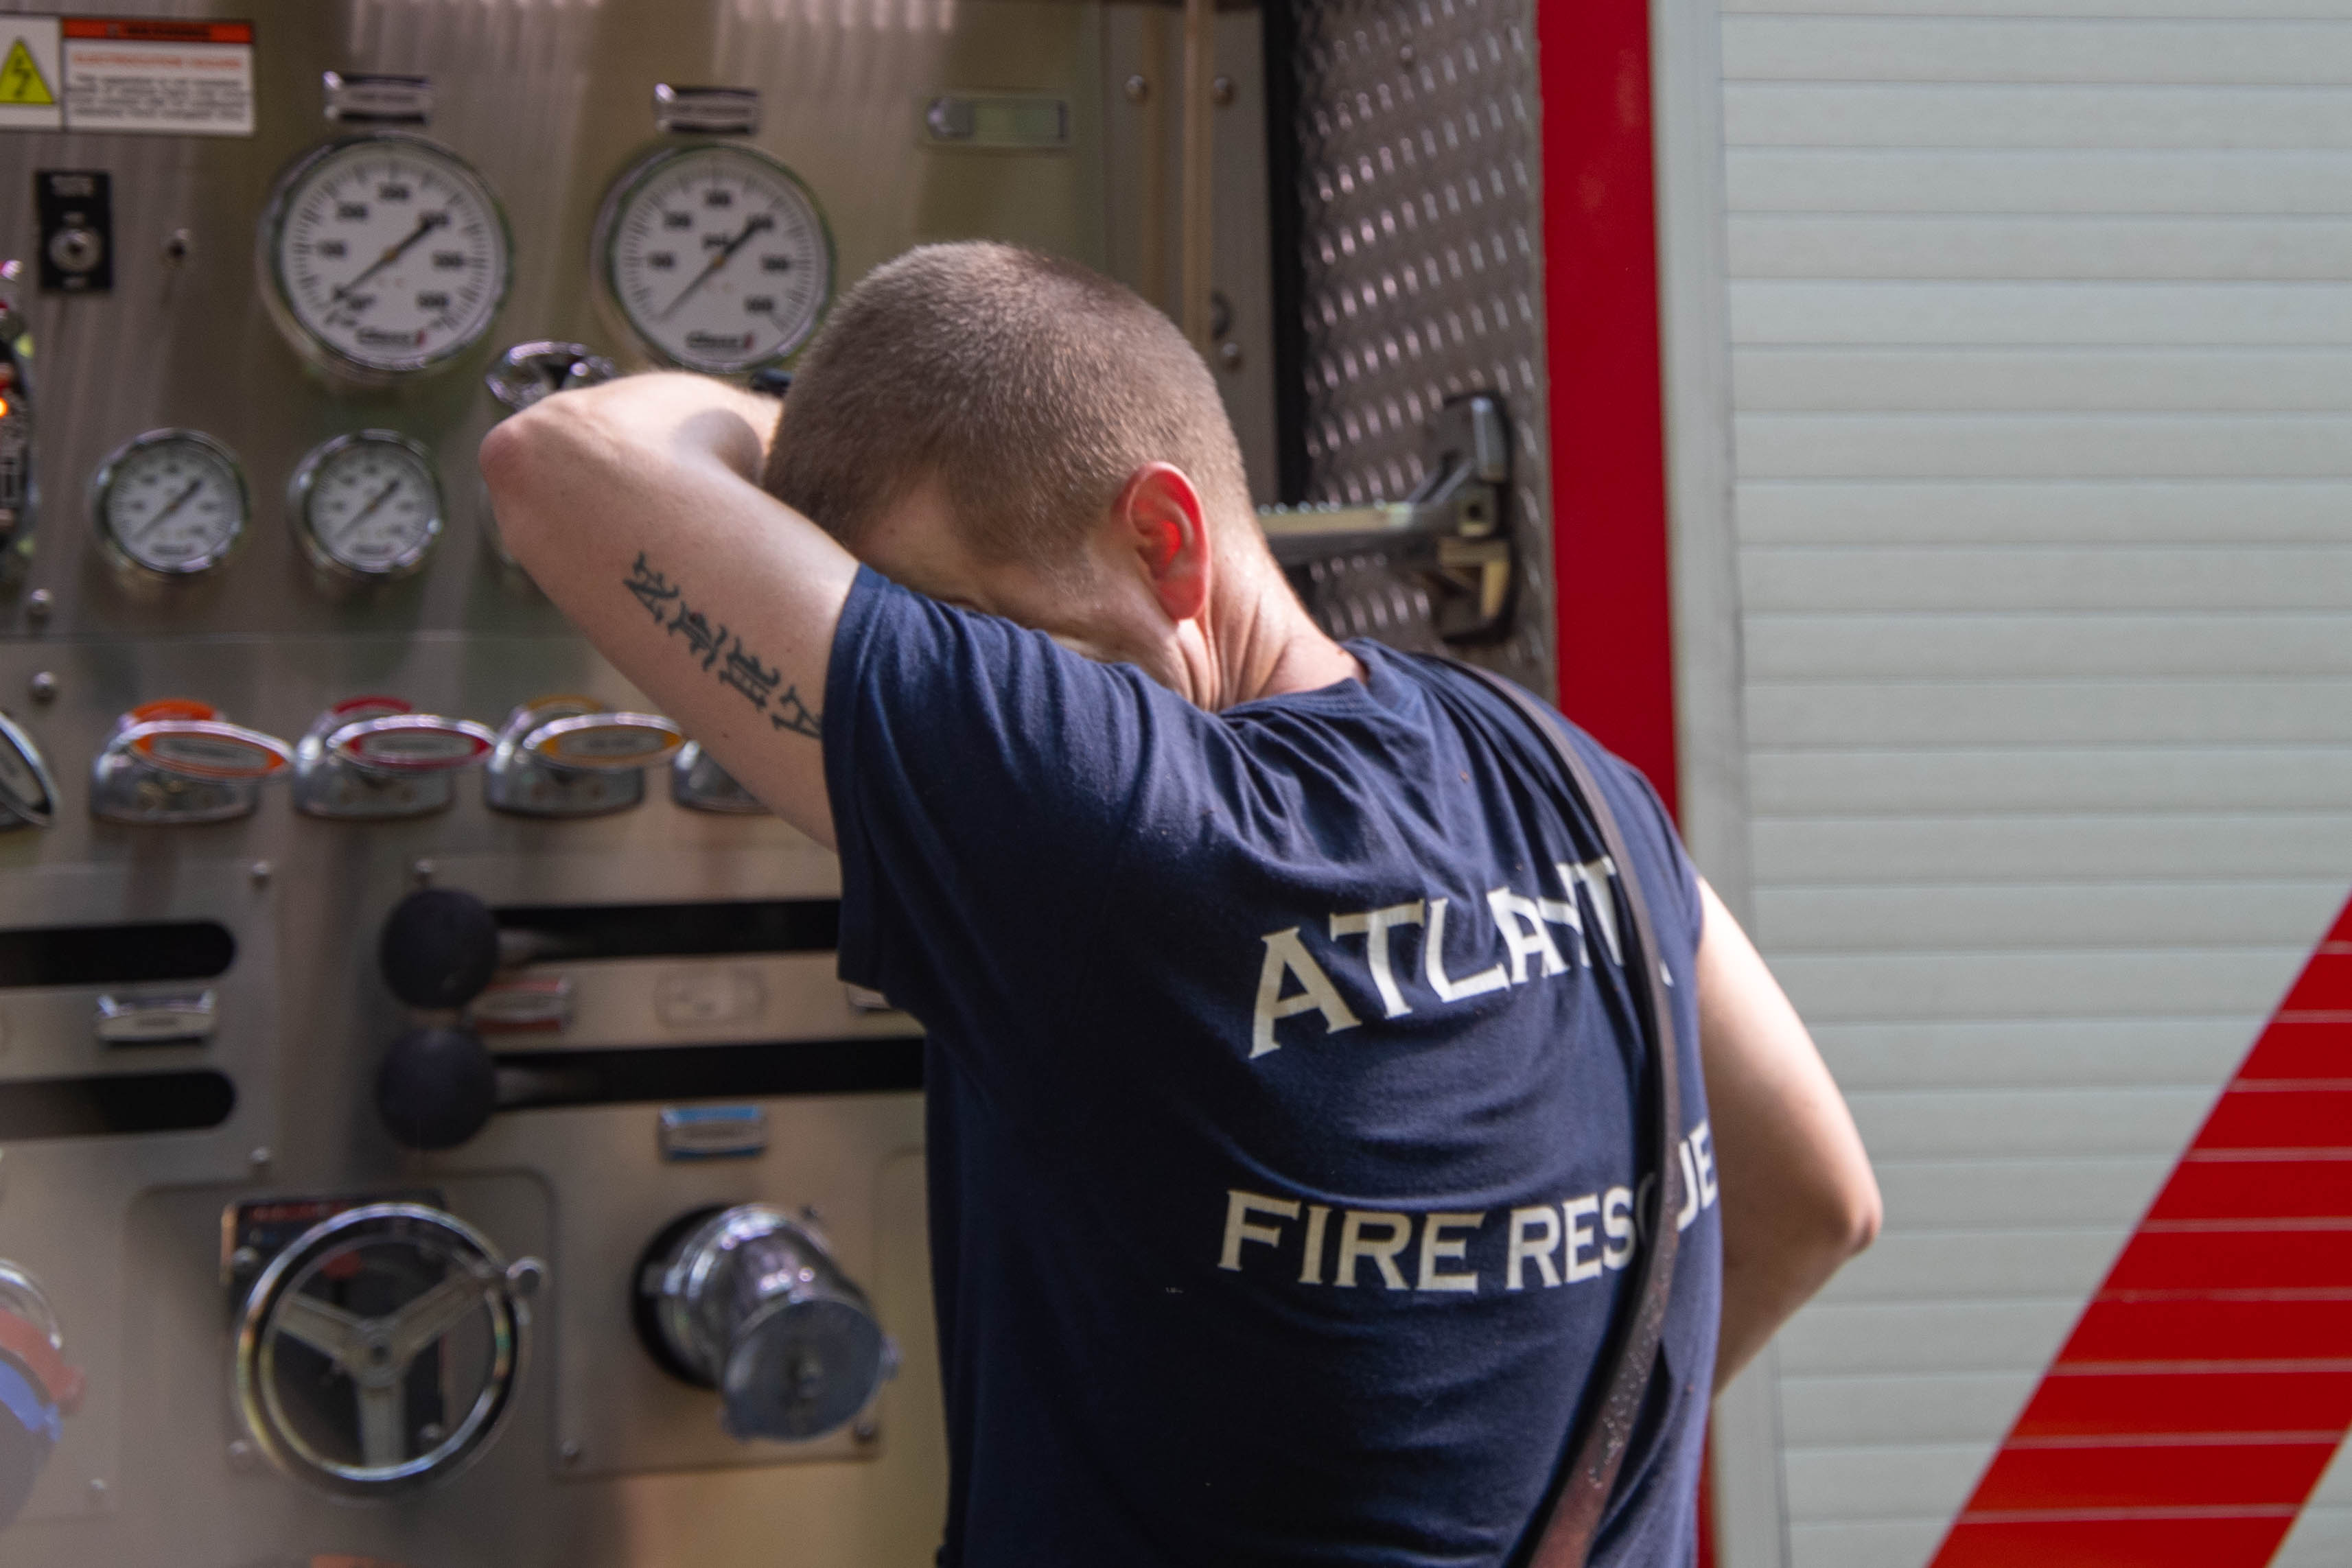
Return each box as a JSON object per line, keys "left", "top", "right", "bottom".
{"left": 345, "top": 478, "right": 403, "bottom": 529}
{"left": 135, "top": 478, "right": 204, "bottom": 543}
{"left": 332, "top": 210, "right": 451, "bottom": 304}
{"left": 660, "top": 213, "right": 775, "bottom": 320}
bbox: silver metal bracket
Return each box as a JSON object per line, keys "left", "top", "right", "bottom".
{"left": 1256, "top": 393, "right": 1514, "bottom": 644}
{"left": 671, "top": 740, "right": 767, "bottom": 815}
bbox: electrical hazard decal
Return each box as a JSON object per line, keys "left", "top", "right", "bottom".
{"left": 1929, "top": 896, "right": 2352, "bottom": 1566}
{"left": 0, "top": 16, "right": 255, "bottom": 136}
{"left": 0, "top": 17, "right": 60, "bottom": 130}
{"left": 0, "top": 38, "right": 56, "bottom": 106}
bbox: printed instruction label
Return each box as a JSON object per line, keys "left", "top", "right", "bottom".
{"left": 61, "top": 18, "right": 254, "bottom": 136}
{"left": 0, "top": 16, "right": 62, "bottom": 131}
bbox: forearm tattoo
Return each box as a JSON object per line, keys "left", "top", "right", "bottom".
{"left": 625, "top": 551, "right": 822, "bottom": 740}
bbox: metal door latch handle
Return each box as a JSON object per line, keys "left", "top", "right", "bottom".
{"left": 1255, "top": 393, "right": 1515, "bottom": 643}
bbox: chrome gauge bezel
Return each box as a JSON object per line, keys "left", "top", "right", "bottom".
{"left": 591, "top": 141, "right": 836, "bottom": 376}
{"left": 89, "top": 428, "right": 252, "bottom": 581}
{"left": 288, "top": 430, "right": 445, "bottom": 582}
{"left": 257, "top": 132, "right": 516, "bottom": 384}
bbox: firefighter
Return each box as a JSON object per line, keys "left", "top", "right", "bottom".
{"left": 482, "top": 242, "right": 1878, "bottom": 1567}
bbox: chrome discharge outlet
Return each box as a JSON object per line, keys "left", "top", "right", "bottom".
{"left": 633, "top": 1205, "right": 892, "bottom": 1443}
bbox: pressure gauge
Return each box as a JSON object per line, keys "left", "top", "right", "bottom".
{"left": 290, "top": 432, "right": 444, "bottom": 581}
{"left": 90, "top": 430, "right": 250, "bottom": 578}
{"left": 260, "top": 134, "right": 513, "bottom": 381}
{"left": 593, "top": 144, "right": 833, "bottom": 375}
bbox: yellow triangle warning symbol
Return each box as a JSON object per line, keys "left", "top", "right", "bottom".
{"left": 0, "top": 40, "right": 54, "bottom": 108}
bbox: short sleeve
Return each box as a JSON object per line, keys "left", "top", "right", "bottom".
{"left": 822, "top": 567, "right": 1152, "bottom": 1038}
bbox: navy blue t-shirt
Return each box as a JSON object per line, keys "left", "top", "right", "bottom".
{"left": 824, "top": 567, "right": 1722, "bottom": 1567}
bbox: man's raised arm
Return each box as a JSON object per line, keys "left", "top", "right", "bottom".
{"left": 478, "top": 373, "right": 857, "bottom": 848}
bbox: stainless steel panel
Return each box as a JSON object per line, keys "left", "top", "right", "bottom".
{"left": 0, "top": 1, "right": 1152, "bottom": 1563}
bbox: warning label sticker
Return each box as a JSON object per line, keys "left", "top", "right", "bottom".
{"left": 61, "top": 18, "right": 254, "bottom": 137}
{"left": 0, "top": 16, "right": 62, "bottom": 131}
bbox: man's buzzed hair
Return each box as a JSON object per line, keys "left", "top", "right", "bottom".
{"left": 763, "top": 242, "right": 1253, "bottom": 570}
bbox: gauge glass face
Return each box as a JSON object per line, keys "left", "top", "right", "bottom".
{"left": 96, "top": 433, "right": 248, "bottom": 576}
{"left": 297, "top": 434, "right": 443, "bottom": 578}
{"left": 267, "top": 137, "right": 511, "bottom": 376}
{"left": 601, "top": 145, "right": 832, "bottom": 373}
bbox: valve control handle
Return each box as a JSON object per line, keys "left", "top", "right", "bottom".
{"left": 379, "top": 887, "right": 502, "bottom": 1009}
{"left": 375, "top": 1025, "right": 498, "bottom": 1151}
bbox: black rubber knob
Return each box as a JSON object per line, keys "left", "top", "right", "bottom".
{"left": 379, "top": 888, "right": 501, "bottom": 1009}
{"left": 376, "top": 1025, "right": 498, "bottom": 1151}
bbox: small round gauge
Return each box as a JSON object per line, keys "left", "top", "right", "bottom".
{"left": 594, "top": 143, "right": 834, "bottom": 375}
{"left": 290, "top": 431, "right": 445, "bottom": 581}
{"left": 259, "top": 134, "right": 513, "bottom": 381}
{"left": 90, "top": 430, "right": 250, "bottom": 578}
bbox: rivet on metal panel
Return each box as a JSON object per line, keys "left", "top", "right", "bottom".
{"left": 248, "top": 859, "right": 271, "bottom": 887}
{"left": 854, "top": 1416, "right": 879, "bottom": 1443}
{"left": 1122, "top": 73, "right": 1149, "bottom": 104}
{"left": 226, "top": 1438, "right": 257, "bottom": 1472}
{"left": 23, "top": 587, "right": 49, "bottom": 620}
{"left": 411, "top": 858, "right": 434, "bottom": 886}
{"left": 1219, "top": 340, "right": 1244, "bottom": 372}
{"left": 559, "top": 1440, "right": 583, "bottom": 1466}
{"left": 248, "top": 1147, "right": 271, "bottom": 1171}
{"left": 161, "top": 229, "right": 190, "bottom": 266}
{"left": 85, "top": 1477, "right": 106, "bottom": 1508}
{"left": 27, "top": 670, "right": 53, "bottom": 703}
{"left": 1212, "top": 75, "right": 1235, "bottom": 107}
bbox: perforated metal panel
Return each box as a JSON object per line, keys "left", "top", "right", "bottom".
{"left": 1272, "top": 0, "right": 1552, "bottom": 690}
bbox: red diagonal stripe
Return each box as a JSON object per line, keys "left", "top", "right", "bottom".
{"left": 1937, "top": 1514, "right": 2298, "bottom": 1568}
{"left": 2016, "top": 1368, "right": 2352, "bottom": 1438}
{"left": 1929, "top": 894, "right": 2352, "bottom": 1566}
{"left": 2148, "top": 1158, "right": 2352, "bottom": 1221}
{"left": 1970, "top": 1439, "right": 2335, "bottom": 1511}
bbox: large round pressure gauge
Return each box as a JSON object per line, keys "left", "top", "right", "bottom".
{"left": 290, "top": 431, "right": 444, "bottom": 580}
{"left": 261, "top": 135, "right": 513, "bottom": 380}
{"left": 594, "top": 144, "right": 833, "bottom": 374}
{"left": 91, "top": 430, "right": 250, "bottom": 578}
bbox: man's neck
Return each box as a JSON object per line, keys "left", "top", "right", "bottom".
{"left": 1206, "top": 566, "right": 1364, "bottom": 709}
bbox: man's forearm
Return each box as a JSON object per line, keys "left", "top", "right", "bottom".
{"left": 478, "top": 373, "right": 857, "bottom": 846}
{"left": 1697, "top": 879, "right": 1881, "bottom": 1388}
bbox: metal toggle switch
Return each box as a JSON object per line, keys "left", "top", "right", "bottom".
{"left": 294, "top": 697, "right": 496, "bottom": 821}
{"left": 484, "top": 695, "right": 684, "bottom": 819}
{"left": 90, "top": 699, "right": 293, "bottom": 826}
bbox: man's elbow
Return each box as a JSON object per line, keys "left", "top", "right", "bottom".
{"left": 478, "top": 407, "right": 564, "bottom": 567}
{"left": 1823, "top": 1165, "right": 1883, "bottom": 1265}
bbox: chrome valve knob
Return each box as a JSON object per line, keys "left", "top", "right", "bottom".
{"left": 635, "top": 1205, "right": 891, "bottom": 1442}
{"left": 294, "top": 697, "right": 496, "bottom": 821}
{"left": 89, "top": 699, "right": 292, "bottom": 826}
{"left": 235, "top": 1202, "right": 543, "bottom": 1497}
{"left": 484, "top": 694, "right": 683, "bottom": 819}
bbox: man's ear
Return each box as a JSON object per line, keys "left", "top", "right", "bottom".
{"left": 1113, "top": 463, "right": 1210, "bottom": 622}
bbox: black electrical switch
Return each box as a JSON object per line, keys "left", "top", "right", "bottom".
{"left": 35, "top": 169, "right": 112, "bottom": 294}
